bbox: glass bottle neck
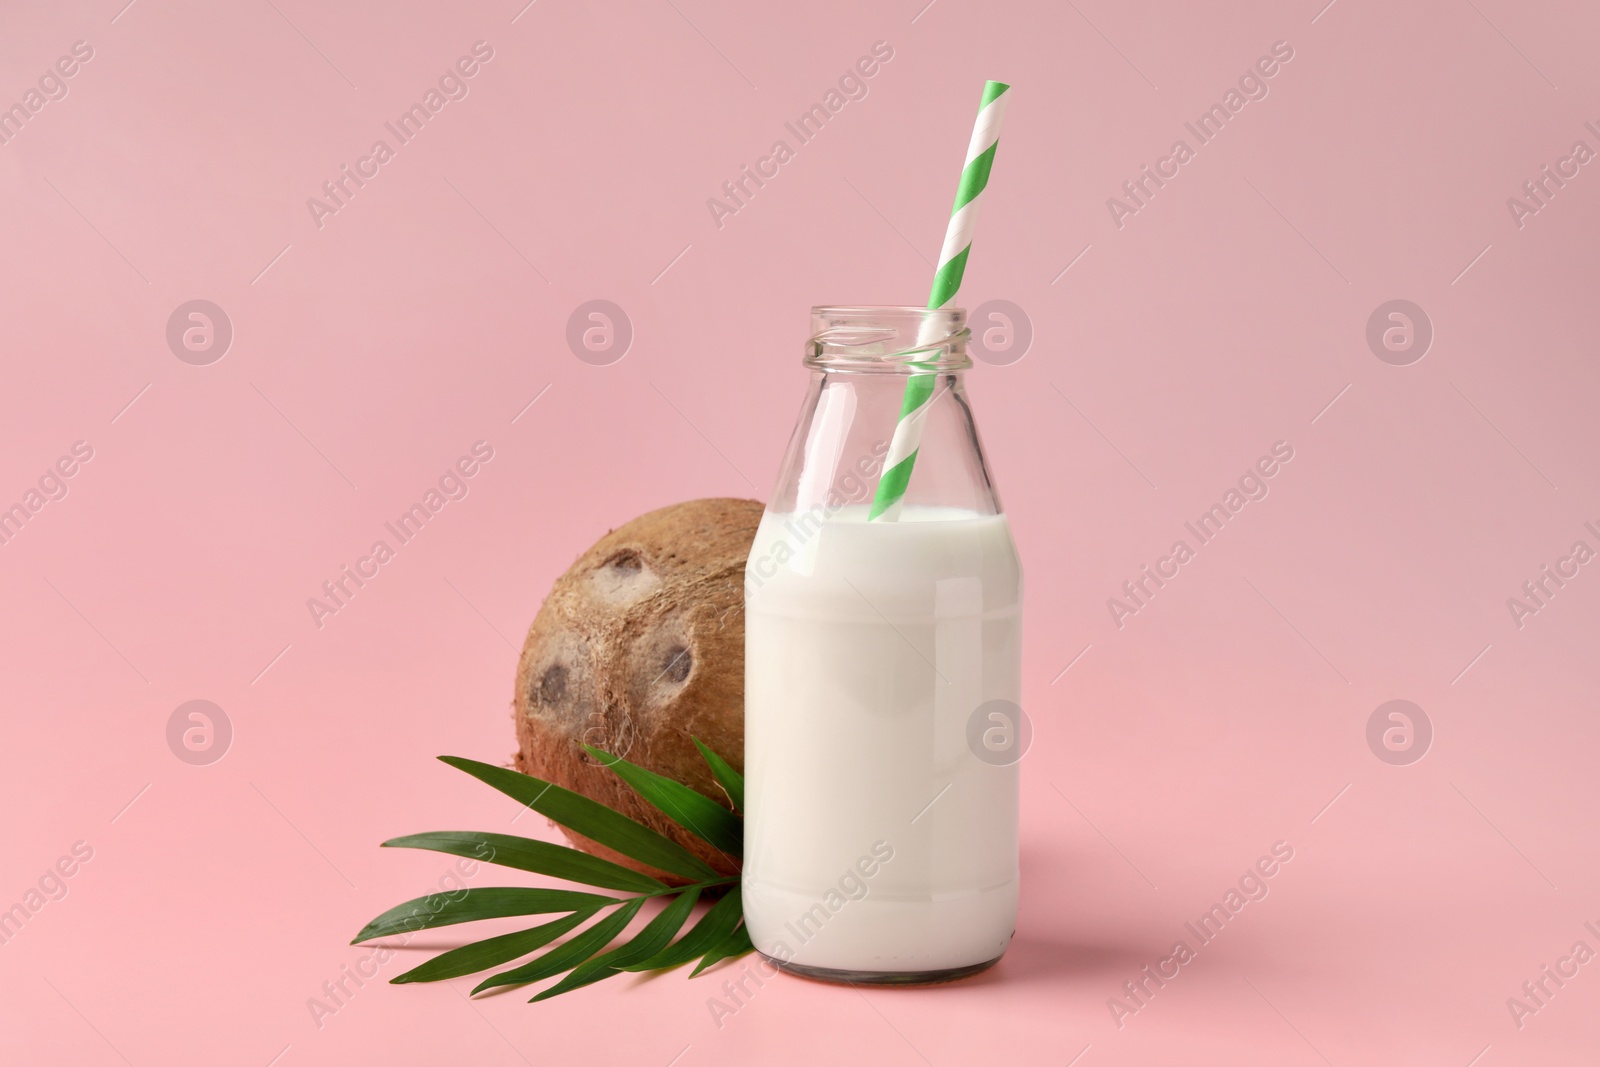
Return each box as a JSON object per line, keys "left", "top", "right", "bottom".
{"left": 807, "top": 306, "right": 971, "bottom": 374}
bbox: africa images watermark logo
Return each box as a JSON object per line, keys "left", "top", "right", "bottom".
{"left": 0, "top": 40, "right": 94, "bottom": 147}
{"left": 1107, "top": 841, "right": 1295, "bottom": 1028}
{"left": 166, "top": 700, "right": 233, "bottom": 766}
{"left": 307, "top": 848, "right": 491, "bottom": 1030}
{"left": 1506, "top": 921, "right": 1600, "bottom": 1031}
{"left": 1107, "top": 441, "right": 1295, "bottom": 628}
{"left": 0, "top": 841, "right": 95, "bottom": 949}
{"left": 0, "top": 441, "right": 95, "bottom": 549}
{"left": 743, "top": 438, "right": 890, "bottom": 597}
{"left": 967, "top": 699, "right": 1032, "bottom": 765}
{"left": 565, "top": 300, "right": 633, "bottom": 366}
{"left": 1105, "top": 40, "right": 1295, "bottom": 229}
{"left": 1365, "top": 700, "right": 1431, "bottom": 766}
{"left": 1506, "top": 121, "right": 1600, "bottom": 231}
{"left": 1365, "top": 300, "right": 1431, "bottom": 366}
{"left": 1505, "top": 521, "right": 1600, "bottom": 630}
{"left": 967, "top": 300, "right": 1033, "bottom": 366}
{"left": 705, "top": 41, "right": 895, "bottom": 229}
{"left": 306, "top": 442, "right": 495, "bottom": 629}
{"left": 306, "top": 42, "right": 495, "bottom": 230}
{"left": 705, "top": 841, "right": 895, "bottom": 1030}
{"left": 166, "top": 300, "right": 233, "bottom": 365}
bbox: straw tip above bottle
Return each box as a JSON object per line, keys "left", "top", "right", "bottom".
{"left": 981, "top": 81, "right": 1011, "bottom": 104}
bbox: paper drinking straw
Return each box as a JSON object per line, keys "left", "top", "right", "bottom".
{"left": 868, "top": 79, "right": 1011, "bottom": 521}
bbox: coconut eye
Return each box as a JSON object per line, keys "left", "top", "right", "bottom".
{"left": 607, "top": 550, "right": 643, "bottom": 574}
{"left": 588, "top": 547, "right": 660, "bottom": 606}
{"left": 538, "top": 664, "right": 568, "bottom": 705}
{"left": 660, "top": 645, "right": 692, "bottom": 684}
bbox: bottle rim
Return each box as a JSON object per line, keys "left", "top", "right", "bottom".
{"left": 806, "top": 305, "right": 971, "bottom": 372}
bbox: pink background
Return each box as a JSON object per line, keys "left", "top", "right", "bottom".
{"left": 3, "top": 0, "right": 1598, "bottom": 1063}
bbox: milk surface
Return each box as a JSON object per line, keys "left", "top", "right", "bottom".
{"left": 743, "top": 505, "right": 1021, "bottom": 973}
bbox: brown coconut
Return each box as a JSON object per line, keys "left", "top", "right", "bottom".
{"left": 513, "top": 497, "right": 762, "bottom": 882}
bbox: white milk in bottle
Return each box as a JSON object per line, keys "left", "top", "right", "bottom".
{"left": 743, "top": 307, "right": 1023, "bottom": 982}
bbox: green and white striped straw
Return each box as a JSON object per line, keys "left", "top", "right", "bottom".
{"left": 869, "top": 79, "right": 1011, "bottom": 521}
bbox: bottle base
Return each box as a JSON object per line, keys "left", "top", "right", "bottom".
{"left": 757, "top": 950, "right": 1003, "bottom": 986}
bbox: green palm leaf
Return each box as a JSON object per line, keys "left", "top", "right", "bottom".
{"left": 352, "top": 887, "right": 615, "bottom": 944}
{"left": 382, "top": 831, "right": 669, "bottom": 894}
{"left": 689, "top": 921, "right": 755, "bottom": 977}
{"left": 620, "top": 886, "right": 745, "bottom": 972}
{"left": 366, "top": 751, "right": 753, "bottom": 1005}
{"left": 438, "top": 756, "right": 718, "bottom": 882}
{"left": 529, "top": 887, "right": 702, "bottom": 1002}
{"left": 472, "top": 898, "right": 645, "bottom": 994}
{"left": 582, "top": 745, "right": 742, "bottom": 856}
{"left": 391, "top": 910, "right": 597, "bottom": 984}
{"left": 693, "top": 738, "right": 744, "bottom": 812}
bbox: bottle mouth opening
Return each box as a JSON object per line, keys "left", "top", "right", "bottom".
{"left": 807, "top": 305, "right": 971, "bottom": 371}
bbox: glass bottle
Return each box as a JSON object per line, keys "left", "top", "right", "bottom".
{"left": 742, "top": 305, "right": 1023, "bottom": 983}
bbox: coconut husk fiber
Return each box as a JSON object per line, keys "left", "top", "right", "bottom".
{"left": 513, "top": 498, "right": 762, "bottom": 883}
